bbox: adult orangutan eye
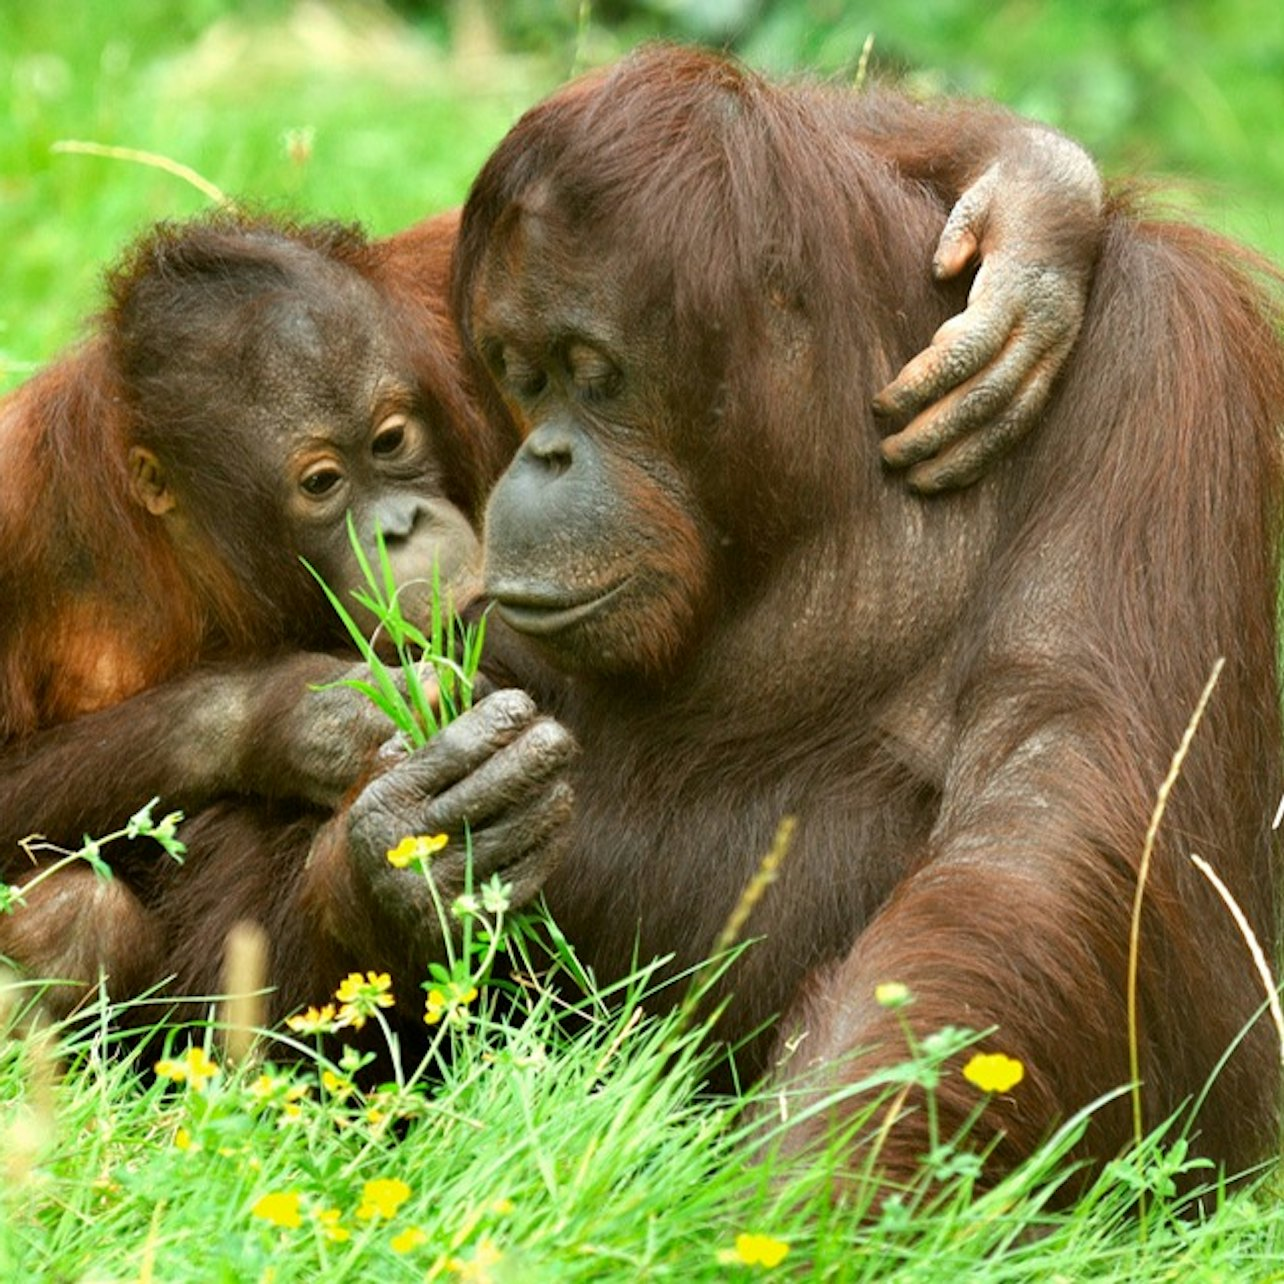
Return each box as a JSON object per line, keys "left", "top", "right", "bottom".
{"left": 371, "top": 414, "right": 409, "bottom": 458}
{"left": 577, "top": 370, "right": 622, "bottom": 401}
{"left": 484, "top": 339, "right": 546, "bottom": 400}
{"left": 566, "top": 341, "right": 621, "bottom": 401}
{"left": 506, "top": 353, "right": 547, "bottom": 399}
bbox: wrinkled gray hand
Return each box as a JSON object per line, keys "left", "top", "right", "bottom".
{"left": 240, "top": 655, "right": 412, "bottom": 808}
{"left": 876, "top": 133, "right": 1104, "bottom": 493}
{"left": 341, "top": 689, "right": 576, "bottom": 956}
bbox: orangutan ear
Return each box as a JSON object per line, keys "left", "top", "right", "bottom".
{"left": 129, "top": 446, "right": 177, "bottom": 516}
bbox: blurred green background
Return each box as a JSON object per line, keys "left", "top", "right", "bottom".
{"left": 2, "top": 0, "right": 1281, "bottom": 389}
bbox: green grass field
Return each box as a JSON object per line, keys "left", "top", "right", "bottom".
{"left": 4, "top": 893, "right": 1284, "bottom": 1280}
{"left": 4, "top": 3, "right": 1284, "bottom": 1278}
{"left": 0, "top": 3, "right": 555, "bottom": 386}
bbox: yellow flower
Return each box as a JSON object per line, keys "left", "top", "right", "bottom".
{"left": 447, "top": 1236, "right": 503, "bottom": 1281}
{"left": 717, "top": 1232, "right": 791, "bottom": 1269}
{"left": 173, "top": 1127, "right": 196, "bottom": 1152}
{"left": 490, "top": 1197, "right": 515, "bottom": 1216}
{"left": 963, "top": 1051, "right": 1025, "bottom": 1094}
{"left": 424, "top": 981, "right": 480, "bottom": 1026}
{"left": 333, "top": 971, "right": 395, "bottom": 1030}
{"left": 249, "top": 1070, "right": 311, "bottom": 1111}
{"left": 391, "top": 1225, "right": 428, "bottom": 1254}
{"left": 248, "top": 1074, "right": 278, "bottom": 1102}
{"left": 386, "top": 833, "right": 449, "bottom": 868}
{"left": 252, "top": 1190, "right": 303, "bottom": 1229}
{"left": 874, "top": 981, "right": 912, "bottom": 1009}
{"left": 356, "top": 1177, "right": 412, "bottom": 1220}
{"left": 335, "top": 970, "right": 393, "bottom": 1006}
{"left": 315, "top": 1207, "right": 350, "bottom": 1243}
{"left": 278, "top": 1101, "right": 306, "bottom": 1127}
{"left": 154, "top": 1045, "right": 220, "bottom": 1092}
{"left": 321, "top": 1069, "right": 354, "bottom": 1100}
{"left": 424, "top": 987, "right": 447, "bottom": 1025}
{"left": 285, "top": 1003, "right": 338, "bottom": 1035}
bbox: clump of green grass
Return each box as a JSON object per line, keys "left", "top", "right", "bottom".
{"left": 306, "top": 514, "right": 487, "bottom": 748}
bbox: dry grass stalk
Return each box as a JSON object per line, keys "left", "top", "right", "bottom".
{"left": 713, "top": 815, "right": 798, "bottom": 959}
{"left": 220, "top": 919, "right": 269, "bottom": 1066}
{"left": 1127, "top": 656, "right": 1224, "bottom": 1151}
{"left": 1187, "top": 851, "right": 1284, "bottom": 1066}
{"left": 50, "top": 140, "right": 232, "bottom": 207}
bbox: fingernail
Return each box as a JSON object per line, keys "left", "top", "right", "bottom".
{"left": 873, "top": 386, "right": 906, "bottom": 415}
{"left": 880, "top": 437, "right": 906, "bottom": 466}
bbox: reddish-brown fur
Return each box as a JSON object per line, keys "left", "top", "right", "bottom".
{"left": 448, "top": 47, "right": 1284, "bottom": 1193}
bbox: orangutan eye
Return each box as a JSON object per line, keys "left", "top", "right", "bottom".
{"left": 577, "top": 370, "right": 621, "bottom": 401}
{"left": 507, "top": 354, "right": 547, "bottom": 399}
{"left": 483, "top": 339, "right": 547, "bottom": 399}
{"left": 371, "top": 414, "right": 409, "bottom": 458}
{"left": 300, "top": 467, "right": 343, "bottom": 497}
{"left": 566, "top": 341, "right": 621, "bottom": 401}
{"left": 516, "top": 368, "right": 548, "bottom": 398}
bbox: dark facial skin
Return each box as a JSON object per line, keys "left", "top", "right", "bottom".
{"left": 477, "top": 221, "right": 717, "bottom": 681}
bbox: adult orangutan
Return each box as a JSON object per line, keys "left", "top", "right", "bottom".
{"left": 433, "top": 45, "right": 1282, "bottom": 1191}
{"left": 0, "top": 79, "right": 1106, "bottom": 1032}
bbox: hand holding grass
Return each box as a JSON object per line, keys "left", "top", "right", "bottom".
{"left": 306, "top": 688, "right": 576, "bottom": 971}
